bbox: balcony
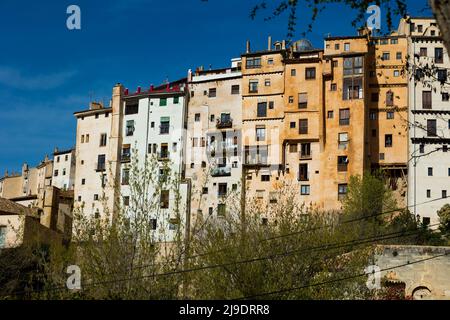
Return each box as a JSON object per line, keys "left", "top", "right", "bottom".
{"left": 121, "top": 153, "right": 131, "bottom": 163}
{"left": 211, "top": 166, "right": 232, "bottom": 177}
{"left": 95, "top": 162, "right": 106, "bottom": 172}
{"left": 244, "top": 157, "right": 268, "bottom": 167}
{"left": 157, "top": 151, "right": 170, "bottom": 161}
{"left": 216, "top": 118, "right": 233, "bottom": 129}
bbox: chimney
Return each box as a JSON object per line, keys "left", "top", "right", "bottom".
{"left": 90, "top": 101, "right": 103, "bottom": 110}
{"left": 268, "top": 36, "right": 272, "bottom": 51}
{"left": 22, "top": 163, "right": 28, "bottom": 176}
{"left": 54, "top": 147, "right": 59, "bottom": 154}
{"left": 4, "top": 170, "right": 8, "bottom": 177}
{"left": 124, "top": 88, "right": 129, "bottom": 96}
{"left": 246, "top": 40, "right": 251, "bottom": 53}
{"left": 187, "top": 69, "right": 192, "bottom": 82}
{"left": 282, "top": 40, "right": 286, "bottom": 50}
{"left": 137, "top": 86, "right": 141, "bottom": 94}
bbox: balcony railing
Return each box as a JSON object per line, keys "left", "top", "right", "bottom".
{"left": 157, "top": 151, "right": 170, "bottom": 161}
{"left": 216, "top": 118, "right": 233, "bottom": 129}
{"left": 211, "top": 166, "right": 232, "bottom": 177}
{"left": 121, "top": 153, "right": 131, "bottom": 163}
{"left": 244, "top": 157, "right": 268, "bottom": 167}
{"left": 300, "top": 152, "right": 312, "bottom": 160}
{"left": 95, "top": 162, "right": 106, "bottom": 172}
{"left": 337, "top": 164, "right": 348, "bottom": 172}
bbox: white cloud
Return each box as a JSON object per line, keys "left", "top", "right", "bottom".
{"left": 0, "top": 66, "right": 76, "bottom": 90}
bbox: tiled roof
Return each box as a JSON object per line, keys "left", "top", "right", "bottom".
{"left": 0, "top": 197, "right": 34, "bottom": 216}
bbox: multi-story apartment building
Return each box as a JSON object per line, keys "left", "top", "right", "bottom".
{"left": 399, "top": 17, "right": 450, "bottom": 225}
{"left": 73, "top": 102, "right": 114, "bottom": 218}
{"left": 185, "top": 59, "right": 243, "bottom": 225}
{"left": 52, "top": 148, "right": 75, "bottom": 191}
{"left": 120, "top": 80, "right": 189, "bottom": 241}
{"left": 283, "top": 40, "right": 325, "bottom": 208}
{"left": 366, "top": 32, "right": 409, "bottom": 205}
{"left": 241, "top": 39, "right": 287, "bottom": 216}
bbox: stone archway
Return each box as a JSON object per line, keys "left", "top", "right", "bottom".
{"left": 412, "top": 286, "right": 432, "bottom": 300}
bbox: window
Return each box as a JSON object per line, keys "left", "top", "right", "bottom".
{"left": 267, "top": 58, "right": 274, "bottom": 65}
{"left": 335, "top": 43, "right": 340, "bottom": 50}
{"left": 289, "top": 96, "right": 294, "bottom": 103}
{"left": 300, "top": 185, "right": 310, "bottom": 195}
{"left": 126, "top": 120, "right": 135, "bottom": 136}
{"left": 423, "top": 91, "right": 432, "bottom": 109}
{"left": 396, "top": 52, "right": 402, "bottom": 60}
{"left": 428, "top": 167, "right": 433, "bottom": 176}
{"left": 426, "top": 189, "right": 431, "bottom": 198}
{"left": 339, "top": 109, "right": 350, "bottom": 126}
{"left": 85, "top": 134, "right": 89, "bottom": 143}
{"left": 217, "top": 204, "right": 226, "bottom": 217}
{"left": 81, "top": 178, "right": 86, "bottom": 185}
{"left": 261, "top": 175, "right": 270, "bottom": 182}
{"left": 150, "top": 219, "right": 157, "bottom": 230}
{"left": 387, "top": 111, "right": 394, "bottom": 119}
{"left": 57, "top": 156, "right": 60, "bottom": 163}
{"left": 208, "top": 88, "right": 216, "bottom": 97}
{"left": 442, "top": 93, "right": 449, "bottom": 101}
{"left": 380, "top": 39, "right": 389, "bottom": 45}
{"left": 382, "top": 52, "right": 390, "bottom": 61}
{"left": 290, "top": 121, "right": 296, "bottom": 129}
{"left": 344, "top": 43, "right": 350, "bottom": 51}
{"left": 94, "top": 194, "right": 99, "bottom": 201}
{"left": 63, "top": 168, "right": 66, "bottom": 176}
{"left": 159, "top": 98, "right": 167, "bottom": 106}
{"left": 443, "top": 190, "right": 447, "bottom": 199}
{"left": 385, "top": 134, "right": 393, "bottom": 147}
{"left": 97, "top": 154, "right": 106, "bottom": 171}
{"left": 338, "top": 133, "right": 349, "bottom": 149}
{"left": 299, "top": 119, "right": 308, "bottom": 134}
{"left": 249, "top": 80, "right": 258, "bottom": 93}
{"left": 417, "top": 25, "right": 423, "bottom": 33}
{"left": 299, "top": 164, "right": 308, "bottom": 181}
{"left": 300, "top": 143, "right": 311, "bottom": 158}
{"left": 427, "top": 119, "right": 437, "bottom": 136}
{"left": 202, "top": 187, "right": 208, "bottom": 195}
{"left": 0, "top": 226, "right": 6, "bottom": 248}
{"left": 437, "top": 69, "right": 448, "bottom": 83}
{"left": 160, "top": 190, "right": 169, "bottom": 209}
{"left": 125, "top": 103, "right": 138, "bottom": 115}
{"left": 100, "top": 133, "right": 107, "bottom": 147}
{"left": 386, "top": 91, "right": 394, "bottom": 106}
{"left": 298, "top": 93, "right": 308, "bottom": 109}
{"left": 122, "top": 196, "right": 130, "bottom": 206}
{"left": 331, "top": 83, "right": 337, "bottom": 91}
{"left": 81, "top": 135, "right": 85, "bottom": 143}
{"left": 264, "top": 79, "right": 271, "bottom": 86}
{"left": 333, "top": 60, "right": 338, "bottom": 68}
{"left": 327, "top": 111, "right": 334, "bottom": 119}
{"left": 419, "top": 144, "right": 425, "bottom": 154}
{"left": 256, "top": 126, "right": 266, "bottom": 141}
{"left": 291, "top": 69, "right": 296, "bottom": 76}
{"left": 337, "top": 156, "right": 348, "bottom": 172}
{"left": 435, "top": 48, "right": 444, "bottom": 64}
{"left": 172, "top": 96, "right": 179, "bottom": 104}
{"left": 246, "top": 57, "right": 261, "bottom": 68}
{"left": 391, "top": 38, "right": 398, "bottom": 44}
{"left": 338, "top": 184, "right": 348, "bottom": 201}
{"left": 289, "top": 144, "right": 298, "bottom": 153}
{"left": 305, "top": 67, "right": 316, "bottom": 80}
{"left": 160, "top": 117, "right": 170, "bottom": 134}
{"left": 394, "top": 70, "right": 400, "bottom": 77}
{"left": 419, "top": 47, "right": 427, "bottom": 57}
{"left": 257, "top": 102, "right": 267, "bottom": 117}
{"left": 231, "top": 85, "right": 240, "bottom": 94}
{"left": 122, "top": 169, "right": 129, "bottom": 185}
{"left": 218, "top": 183, "right": 227, "bottom": 197}
{"left": 54, "top": 170, "right": 59, "bottom": 177}
{"left": 268, "top": 101, "right": 274, "bottom": 109}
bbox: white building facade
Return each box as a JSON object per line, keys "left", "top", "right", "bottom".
{"left": 52, "top": 148, "right": 75, "bottom": 191}
{"left": 120, "top": 81, "right": 189, "bottom": 242}
{"left": 404, "top": 17, "right": 450, "bottom": 226}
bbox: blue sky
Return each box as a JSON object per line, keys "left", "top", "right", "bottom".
{"left": 0, "top": 0, "right": 430, "bottom": 174}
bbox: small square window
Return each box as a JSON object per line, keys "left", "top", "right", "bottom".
{"left": 301, "top": 185, "right": 310, "bottom": 195}
{"left": 331, "top": 83, "right": 337, "bottom": 91}
{"left": 327, "top": 111, "right": 334, "bottom": 119}
{"left": 291, "top": 69, "right": 296, "bottom": 76}
{"left": 428, "top": 167, "right": 433, "bottom": 176}
{"left": 290, "top": 121, "right": 296, "bottom": 128}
